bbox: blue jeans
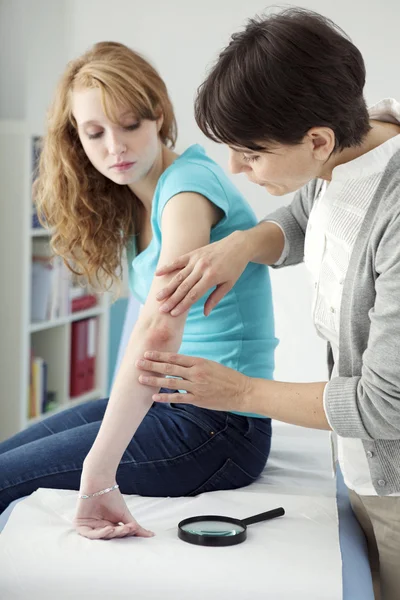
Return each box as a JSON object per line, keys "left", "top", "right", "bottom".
{"left": 0, "top": 393, "right": 271, "bottom": 514}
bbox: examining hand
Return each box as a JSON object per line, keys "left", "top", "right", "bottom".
{"left": 136, "top": 351, "right": 252, "bottom": 413}
{"left": 74, "top": 482, "right": 154, "bottom": 540}
{"left": 155, "top": 231, "right": 250, "bottom": 316}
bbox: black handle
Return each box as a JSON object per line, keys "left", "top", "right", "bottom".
{"left": 242, "top": 507, "right": 285, "bottom": 527}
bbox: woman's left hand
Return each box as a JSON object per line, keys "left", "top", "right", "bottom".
{"left": 136, "top": 351, "right": 251, "bottom": 413}
{"left": 74, "top": 484, "right": 154, "bottom": 540}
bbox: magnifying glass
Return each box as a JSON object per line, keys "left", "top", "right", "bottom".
{"left": 178, "top": 507, "right": 285, "bottom": 547}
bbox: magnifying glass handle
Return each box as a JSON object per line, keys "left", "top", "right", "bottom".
{"left": 242, "top": 507, "right": 285, "bottom": 526}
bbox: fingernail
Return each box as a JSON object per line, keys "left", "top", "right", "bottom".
{"left": 153, "top": 395, "right": 161, "bottom": 401}
{"left": 156, "top": 291, "right": 165, "bottom": 300}
{"left": 136, "top": 359, "right": 145, "bottom": 367}
{"left": 144, "top": 352, "right": 153, "bottom": 358}
{"left": 170, "top": 309, "right": 179, "bottom": 316}
{"left": 160, "top": 304, "right": 169, "bottom": 312}
{"left": 139, "top": 375, "right": 149, "bottom": 383}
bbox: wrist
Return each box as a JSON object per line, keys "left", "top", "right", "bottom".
{"left": 242, "top": 376, "right": 269, "bottom": 417}
{"left": 241, "top": 374, "right": 256, "bottom": 414}
{"left": 80, "top": 473, "right": 117, "bottom": 496}
{"left": 248, "top": 221, "right": 285, "bottom": 265}
{"left": 81, "top": 458, "right": 117, "bottom": 489}
{"left": 231, "top": 229, "right": 254, "bottom": 263}
{"left": 241, "top": 225, "right": 266, "bottom": 264}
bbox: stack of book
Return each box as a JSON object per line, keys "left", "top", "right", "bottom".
{"left": 31, "top": 240, "right": 98, "bottom": 323}
{"left": 70, "top": 317, "right": 98, "bottom": 398}
{"left": 28, "top": 352, "right": 58, "bottom": 418}
{"left": 70, "top": 284, "right": 98, "bottom": 313}
{"left": 31, "top": 239, "right": 70, "bottom": 322}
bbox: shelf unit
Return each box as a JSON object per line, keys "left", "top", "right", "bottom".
{"left": 0, "top": 120, "right": 110, "bottom": 441}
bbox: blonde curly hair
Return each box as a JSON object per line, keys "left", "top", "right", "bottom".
{"left": 35, "top": 41, "right": 177, "bottom": 291}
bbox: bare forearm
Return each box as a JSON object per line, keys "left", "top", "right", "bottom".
{"left": 245, "top": 378, "right": 330, "bottom": 430}
{"left": 239, "top": 221, "right": 285, "bottom": 266}
{"left": 82, "top": 323, "right": 183, "bottom": 481}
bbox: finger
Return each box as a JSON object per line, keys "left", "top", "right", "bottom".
{"left": 103, "top": 523, "right": 133, "bottom": 539}
{"left": 76, "top": 525, "right": 115, "bottom": 540}
{"left": 119, "top": 518, "right": 155, "bottom": 538}
{"left": 155, "top": 255, "right": 189, "bottom": 276}
{"left": 143, "top": 351, "right": 197, "bottom": 368}
{"left": 153, "top": 392, "right": 195, "bottom": 404}
{"left": 204, "top": 282, "right": 232, "bottom": 317}
{"left": 136, "top": 358, "right": 187, "bottom": 379}
{"left": 104, "top": 522, "right": 154, "bottom": 539}
{"left": 133, "top": 524, "right": 155, "bottom": 538}
{"left": 138, "top": 375, "right": 191, "bottom": 391}
{"left": 156, "top": 266, "right": 193, "bottom": 302}
{"left": 159, "top": 270, "right": 202, "bottom": 313}
{"left": 76, "top": 522, "right": 154, "bottom": 540}
{"left": 169, "top": 278, "right": 213, "bottom": 316}
{"left": 120, "top": 511, "right": 154, "bottom": 537}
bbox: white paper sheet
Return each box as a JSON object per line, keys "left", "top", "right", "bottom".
{"left": 0, "top": 422, "right": 342, "bottom": 600}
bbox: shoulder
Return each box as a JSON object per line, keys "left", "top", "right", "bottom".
{"left": 367, "top": 152, "right": 400, "bottom": 269}
{"left": 155, "top": 145, "right": 242, "bottom": 222}
{"left": 160, "top": 145, "right": 228, "bottom": 195}
{"left": 370, "top": 149, "right": 400, "bottom": 231}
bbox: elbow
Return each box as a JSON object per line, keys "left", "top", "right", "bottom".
{"left": 142, "top": 321, "right": 177, "bottom": 349}
{"left": 136, "top": 301, "right": 186, "bottom": 350}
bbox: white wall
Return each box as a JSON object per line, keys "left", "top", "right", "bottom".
{"left": 5, "top": 0, "right": 399, "bottom": 383}
{"left": 0, "top": 0, "right": 72, "bottom": 131}
{"left": 0, "top": 0, "right": 26, "bottom": 118}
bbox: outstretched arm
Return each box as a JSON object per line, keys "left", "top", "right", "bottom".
{"left": 75, "top": 192, "right": 219, "bottom": 538}
{"left": 82, "top": 192, "right": 219, "bottom": 478}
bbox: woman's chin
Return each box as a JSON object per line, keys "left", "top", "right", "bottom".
{"left": 261, "top": 183, "right": 286, "bottom": 196}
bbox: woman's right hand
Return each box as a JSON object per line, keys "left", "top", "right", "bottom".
{"left": 155, "top": 230, "right": 251, "bottom": 316}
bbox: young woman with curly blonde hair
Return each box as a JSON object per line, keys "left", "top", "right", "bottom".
{"left": 0, "top": 41, "right": 277, "bottom": 539}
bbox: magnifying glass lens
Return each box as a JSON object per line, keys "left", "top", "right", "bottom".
{"left": 181, "top": 520, "right": 245, "bottom": 537}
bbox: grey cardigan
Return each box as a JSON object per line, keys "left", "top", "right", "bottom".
{"left": 266, "top": 148, "right": 400, "bottom": 495}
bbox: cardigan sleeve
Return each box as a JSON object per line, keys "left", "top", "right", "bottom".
{"left": 261, "top": 178, "right": 320, "bottom": 268}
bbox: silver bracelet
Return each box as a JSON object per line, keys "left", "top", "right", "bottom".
{"left": 78, "top": 483, "right": 119, "bottom": 500}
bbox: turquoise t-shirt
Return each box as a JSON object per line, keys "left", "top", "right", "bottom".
{"left": 127, "top": 144, "right": 278, "bottom": 418}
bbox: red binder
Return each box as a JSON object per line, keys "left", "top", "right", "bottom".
{"left": 86, "top": 318, "right": 97, "bottom": 392}
{"left": 70, "top": 320, "right": 88, "bottom": 397}
{"left": 71, "top": 294, "right": 97, "bottom": 313}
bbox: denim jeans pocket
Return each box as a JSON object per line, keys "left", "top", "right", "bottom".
{"left": 188, "top": 458, "right": 258, "bottom": 496}
{"left": 168, "top": 403, "right": 228, "bottom": 436}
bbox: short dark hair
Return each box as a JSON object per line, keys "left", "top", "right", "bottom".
{"left": 195, "top": 8, "right": 371, "bottom": 152}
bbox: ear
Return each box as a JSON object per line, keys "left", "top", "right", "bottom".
{"left": 156, "top": 112, "right": 164, "bottom": 133}
{"left": 306, "top": 127, "right": 335, "bottom": 161}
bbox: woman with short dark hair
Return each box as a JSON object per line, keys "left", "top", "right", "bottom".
{"left": 140, "top": 9, "right": 400, "bottom": 598}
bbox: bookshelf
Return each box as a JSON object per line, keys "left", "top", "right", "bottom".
{"left": 0, "top": 120, "right": 110, "bottom": 442}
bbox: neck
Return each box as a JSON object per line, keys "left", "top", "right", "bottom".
{"left": 128, "top": 144, "right": 178, "bottom": 212}
{"left": 319, "top": 119, "right": 400, "bottom": 181}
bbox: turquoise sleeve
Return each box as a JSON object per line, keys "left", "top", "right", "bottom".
{"left": 157, "top": 162, "right": 230, "bottom": 223}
